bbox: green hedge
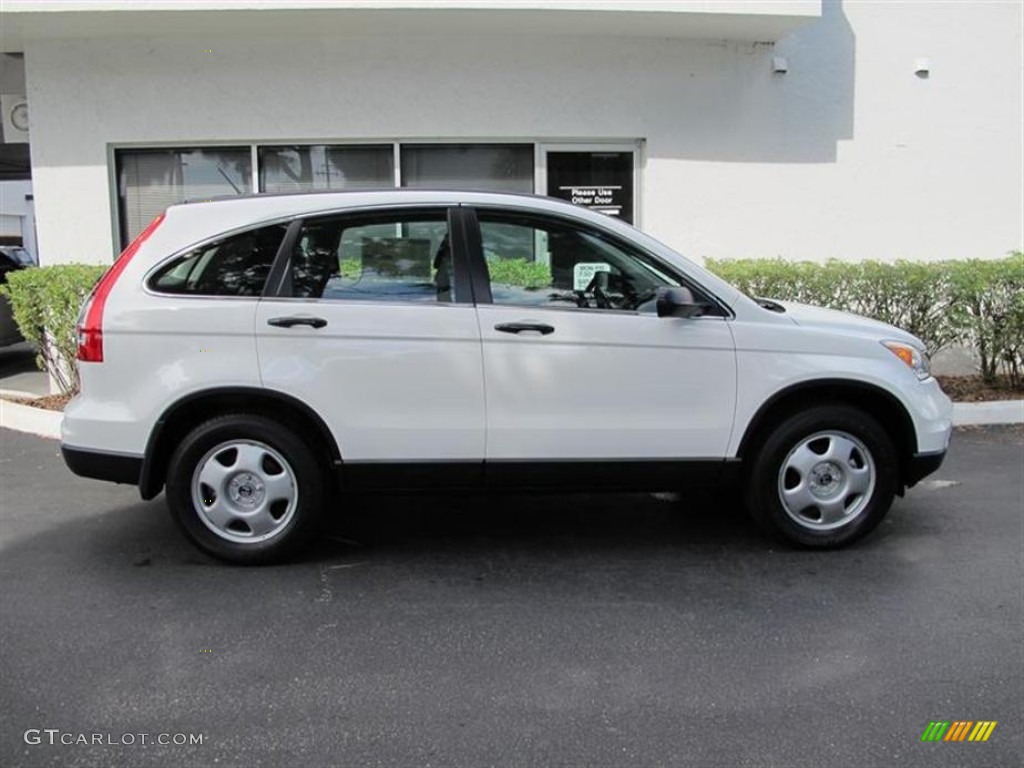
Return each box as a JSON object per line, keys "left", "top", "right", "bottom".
{"left": 0, "top": 264, "right": 106, "bottom": 395}
{"left": 706, "top": 253, "right": 1024, "bottom": 386}
{"left": 947, "top": 257, "right": 1024, "bottom": 385}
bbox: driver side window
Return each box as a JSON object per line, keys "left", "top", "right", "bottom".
{"left": 478, "top": 212, "right": 675, "bottom": 312}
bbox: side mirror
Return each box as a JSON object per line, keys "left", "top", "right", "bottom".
{"left": 656, "top": 286, "right": 704, "bottom": 319}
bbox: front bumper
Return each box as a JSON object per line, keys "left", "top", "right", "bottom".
{"left": 905, "top": 449, "right": 947, "bottom": 488}
{"left": 909, "top": 377, "right": 954, "bottom": 454}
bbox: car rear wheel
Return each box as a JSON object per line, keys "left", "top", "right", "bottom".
{"left": 166, "top": 414, "right": 326, "bottom": 564}
{"left": 745, "top": 405, "right": 898, "bottom": 548}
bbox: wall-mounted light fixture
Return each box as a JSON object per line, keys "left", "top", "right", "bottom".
{"left": 914, "top": 58, "right": 931, "bottom": 78}
{"left": 772, "top": 56, "right": 788, "bottom": 74}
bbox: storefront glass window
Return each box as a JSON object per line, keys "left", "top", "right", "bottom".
{"left": 400, "top": 144, "right": 533, "bottom": 192}
{"left": 258, "top": 145, "right": 393, "bottom": 194}
{"left": 116, "top": 148, "right": 252, "bottom": 247}
{"left": 116, "top": 142, "right": 637, "bottom": 254}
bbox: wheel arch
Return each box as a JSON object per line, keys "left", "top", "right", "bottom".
{"left": 736, "top": 379, "right": 919, "bottom": 490}
{"left": 140, "top": 387, "right": 341, "bottom": 500}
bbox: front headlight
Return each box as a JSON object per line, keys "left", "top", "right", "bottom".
{"left": 883, "top": 340, "right": 932, "bottom": 380}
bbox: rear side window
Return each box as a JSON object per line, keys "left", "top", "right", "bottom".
{"left": 149, "top": 223, "right": 287, "bottom": 296}
{"left": 287, "top": 210, "right": 452, "bottom": 303}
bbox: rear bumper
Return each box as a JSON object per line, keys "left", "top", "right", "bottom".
{"left": 905, "top": 449, "right": 947, "bottom": 488}
{"left": 61, "top": 445, "right": 142, "bottom": 486}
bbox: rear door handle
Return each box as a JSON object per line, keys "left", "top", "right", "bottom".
{"left": 494, "top": 322, "right": 555, "bottom": 336}
{"left": 267, "top": 316, "right": 328, "bottom": 329}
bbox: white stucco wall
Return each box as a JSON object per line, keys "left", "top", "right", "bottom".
{"left": 21, "top": 0, "right": 1024, "bottom": 265}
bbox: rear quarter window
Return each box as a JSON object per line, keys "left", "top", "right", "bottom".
{"left": 149, "top": 223, "right": 287, "bottom": 296}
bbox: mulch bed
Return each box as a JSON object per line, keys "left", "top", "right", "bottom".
{"left": 2, "top": 393, "right": 73, "bottom": 411}
{"left": 934, "top": 375, "right": 1023, "bottom": 403}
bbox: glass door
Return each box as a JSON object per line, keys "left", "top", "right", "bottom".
{"left": 537, "top": 143, "right": 641, "bottom": 226}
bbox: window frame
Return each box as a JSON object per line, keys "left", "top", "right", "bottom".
{"left": 463, "top": 205, "right": 732, "bottom": 318}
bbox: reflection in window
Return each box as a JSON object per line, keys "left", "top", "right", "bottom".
{"left": 258, "top": 145, "right": 394, "bottom": 194}
{"left": 116, "top": 148, "right": 252, "bottom": 247}
{"left": 290, "top": 212, "right": 453, "bottom": 304}
{"left": 479, "top": 213, "right": 676, "bottom": 312}
{"left": 401, "top": 144, "right": 533, "bottom": 192}
{"left": 149, "top": 224, "right": 287, "bottom": 297}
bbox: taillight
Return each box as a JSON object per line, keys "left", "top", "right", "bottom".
{"left": 77, "top": 213, "right": 165, "bottom": 362}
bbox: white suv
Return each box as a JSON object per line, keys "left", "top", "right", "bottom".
{"left": 62, "top": 191, "right": 952, "bottom": 563}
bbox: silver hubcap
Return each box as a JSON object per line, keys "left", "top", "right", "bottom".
{"left": 777, "top": 430, "right": 876, "bottom": 531}
{"left": 191, "top": 440, "right": 298, "bottom": 544}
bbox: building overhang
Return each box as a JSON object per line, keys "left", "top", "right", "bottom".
{"left": 1, "top": 1, "right": 821, "bottom": 51}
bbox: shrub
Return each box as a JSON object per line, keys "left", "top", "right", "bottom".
{"left": 947, "top": 253, "right": 1024, "bottom": 385}
{"left": 0, "top": 264, "right": 106, "bottom": 395}
{"left": 706, "top": 258, "right": 858, "bottom": 313}
{"left": 849, "top": 260, "right": 959, "bottom": 356}
{"left": 706, "top": 255, "right": 1023, "bottom": 385}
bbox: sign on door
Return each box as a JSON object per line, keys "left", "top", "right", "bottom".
{"left": 546, "top": 151, "right": 634, "bottom": 225}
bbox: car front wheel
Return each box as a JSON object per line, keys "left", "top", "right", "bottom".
{"left": 166, "top": 414, "right": 326, "bottom": 564}
{"left": 745, "top": 405, "right": 898, "bottom": 548}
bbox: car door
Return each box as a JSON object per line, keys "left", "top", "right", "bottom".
{"left": 254, "top": 206, "right": 485, "bottom": 478}
{"left": 467, "top": 207, "right": 737, "bottom": 483}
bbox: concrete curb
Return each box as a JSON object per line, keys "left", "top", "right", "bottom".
{"left": 0, "top": 398, "right": 63, "bottom": 439}
{"left": 0, "top": 388, "right": 40, "bottom": 400}
{"left": 1, "top": 397, "right": 1021, "bottom": 443}
{"left": 952, "top": 400, "right": 1024, "bottom": 426}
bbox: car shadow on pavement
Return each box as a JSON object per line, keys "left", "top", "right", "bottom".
{"left": 316, "top": 489, "right": 761, "bottom": 561}
{"left": 4, "top": 487, "right": 764, "bottom": 575}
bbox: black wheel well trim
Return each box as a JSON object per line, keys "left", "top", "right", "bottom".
{"left": 735, "top": 378, "right": 919, "bottom": 479}
{"left": 139, "top": 387, "right": 341, "bottom": 500}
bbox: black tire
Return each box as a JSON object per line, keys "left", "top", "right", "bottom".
{"left": 166, "top": 414, "right": 327, "bottom": 564}
{"left": 744, "top": 405, "right": 898, "bottom": 548}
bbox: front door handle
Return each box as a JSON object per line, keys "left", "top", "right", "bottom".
{"left": 494, "top": 322, "right": 555, "bottom": 336}
{"left": 267, "top": 316, "right": 328, "bottom": 329}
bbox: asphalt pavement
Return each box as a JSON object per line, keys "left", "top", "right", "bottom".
{"left": 0, "top": 426, "right": 1021, "bottom": 768}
